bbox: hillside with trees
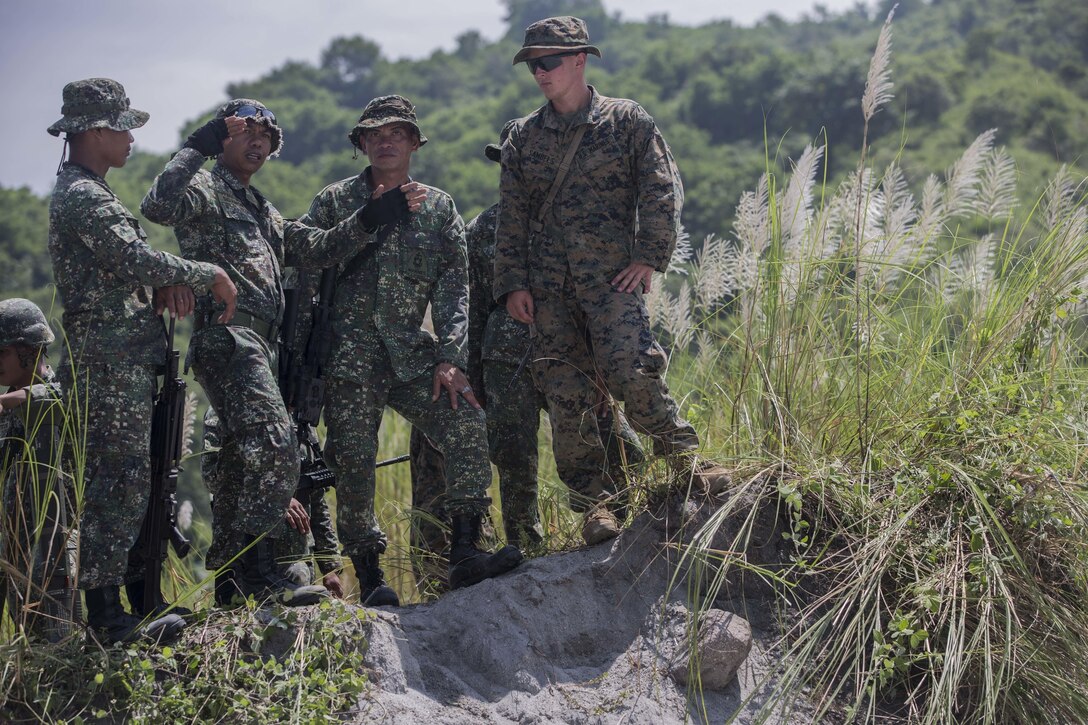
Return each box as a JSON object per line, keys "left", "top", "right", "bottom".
{"left": 2, "top": 0, "right": 1086, "bottom": 312}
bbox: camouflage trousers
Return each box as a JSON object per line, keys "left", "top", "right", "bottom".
{"left": 190, "top": 326, "right": 297, "bottom": 569}
{"left": 59, "top": 362, "right": 156, "bottom": 589}
{"left": 409, "top": 358, "right": 546, "bottom": 552}
{"left": 532, "top": 280, "right": 698, "bottom": 509}
{"left": 324, "top": 364, "right": 491, "bottom": 559}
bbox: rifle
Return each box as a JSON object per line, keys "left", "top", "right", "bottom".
{"left": 127, "top": 317, "right": 191, "bottom": 616}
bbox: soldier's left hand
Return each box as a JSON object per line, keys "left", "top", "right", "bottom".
{"left": 400, "top": 182, "right": 427, "bottom": 212}
{"left": 323, "top": 571, "right": 344, "bottom": 598}
{"left": 284, "top": 497, "right": 311, "bottom": 534}
{"left": 611, "top": 262, "right": 655, "bottom": 294}
{"left": 433, "top": 362, "right": 482, "bottom": 410}
{"left": 154, "top": 285, "right": 196, "bottom": 319}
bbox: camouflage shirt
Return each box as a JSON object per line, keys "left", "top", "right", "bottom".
{"left": 49, "top": 162, "right": 218, "bottom": 365}
{"left": 465, "top": 204, "right": 530, "bottom": 374}
{"left": 141, "top": 148, "right": 371, "bottom": 327}
{"left": 1, "top": 370, "right": 65, "bottom": 504}
{"left": 494, "top": 87, "right": 684, "bottom": 299}
{"left": 300, "top": 169, "right": 469, "bottom": 383}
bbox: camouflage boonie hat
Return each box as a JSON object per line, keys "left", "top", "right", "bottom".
{"left": 512, "top": 16, "right": 602, "bottom": 65}
{"left": 214, "top": 98, "right": 284, "bottom": 158}
{"left": 484, "top": 120, "right": 518, "bottom": 163}
{"left": 47, "top": 78, "right": 149, "bottom": 137}
{"left": 348, "top": 95, "right": 428, "bottom": 150}
{"left": 0, "top": 298, "right": 55, "bottom": 348}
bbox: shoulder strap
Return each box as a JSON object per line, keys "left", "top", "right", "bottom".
{"left": 530, "top": 124, "right": 588, "bottom": 234}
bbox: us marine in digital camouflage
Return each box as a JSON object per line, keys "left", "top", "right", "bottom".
{"left": 409, "top": 123, "right": 646, "bottom": 570}
{"left": 141, "top": 99, "right": 373, "bottom": 607}
{"left": 299, "top": 95, "right": 522, "bottom": 606}
{"left": 497, "top": 17, "right": 733, "bottom": 545}
{"left": 46, "top": 78, "right": 237, "bottom": 644}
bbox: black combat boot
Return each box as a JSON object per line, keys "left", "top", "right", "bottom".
{"left": 448, "top": 513, "right": 523, "bottom": 590}
{"left": 84, "top": 585, "right": 186, "bottom": 645}
{"left": 237, "top": 535, "right": 328, "bottom": 607}
{"left": 214, "top": 567, "right": 242, "bottom": 607}
{"left": 125, "top": 580, "right": 193, "bottom": 619}
{"left": 351, "top": 549, "right": 400, "bottom": 607}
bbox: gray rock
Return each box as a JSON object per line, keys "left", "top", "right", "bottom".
{"left": 671, "top": 609, "right": 753, "bottom": 691}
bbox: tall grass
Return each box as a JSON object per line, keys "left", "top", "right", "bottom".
{"left": 652, "top": 9, "right": 1088, "bottom": 723}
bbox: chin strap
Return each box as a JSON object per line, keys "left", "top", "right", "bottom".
{"left": 56, "top": 137, "right": 69, "bottom": 175}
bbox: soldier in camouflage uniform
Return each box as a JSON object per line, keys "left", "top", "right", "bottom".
{"left": 409, "top": 124, "right": 646, "bottom": 560}
{"left": 300, "top": 95, "right": 522, "bottom": 605}
{"left": 497, "top": 18, "right": 732, "bottom": 545}
{"left": 141, "top": 99, "right": 373, "bottom": 607}
{"left": 0, "top": 299, "right": 78, "bottom": 641}
{"left": 46, "top": 78, "right": 238, "bottom": 643}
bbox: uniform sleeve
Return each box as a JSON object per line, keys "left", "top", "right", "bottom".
{"left": 464, "top": 212, "right": 492, "bottom": 388}
{"left": 141, "top": 147, "right": 212, "bottom": 227}
{"left": 308, "top": 490, "right": 342, "bottom": 575}
{"left": 283, "top": 209, "right": 372, "bottom": 270}
{"left": 432, "top": 201, "right": 470, "bottom": 370}
{"left": 72, "top": 181, "right": 218, "bottom": 292}
{"left": 494, "top": 131, "right": 533, "bottom": 300}
{"left": 631, "top": 107, "right": 684, "bottom": 273}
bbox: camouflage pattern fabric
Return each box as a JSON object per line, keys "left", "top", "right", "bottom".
{"left": 141, "top": 149, "right": 370, "bottom": 567}
{"left": 57, "top": 362, "right": 158, "bottom": 587}
{"left": 301, "top": 167, "right": 490, "bottom": 559}
{"left": 0, "top": 371, "right": 78, "bottom": 639}
{"left": 49, "top": 162, "right": 217, "bottom": 366}
{"left": 495, "top": 88, "right": 699, "bottom": 505}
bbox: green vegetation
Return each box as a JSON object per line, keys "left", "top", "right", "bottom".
{"left": 1, "top": 0, "right": 1087, "bottom": 722}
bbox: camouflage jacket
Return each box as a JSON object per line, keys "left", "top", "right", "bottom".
{"left": 1, "top": 371, "right": 65, "bottom": 506}
{"left": 141, "top": 148, "right": 371, "bottom": 328}
{"left": 300, "top": 168, "right": 469, "bottom": 383}
{"left": 49, "top": 162, "right": 218, "bottom": 365}
{"left": 494, "top": 87, "right": 684, "bottom": 299}
{"left": 466, "top": 204, "right": 530, "bottom": 376}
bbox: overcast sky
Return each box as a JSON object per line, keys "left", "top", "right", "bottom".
{"left": 1, "top": 0, "right": 864, "bottom": 194}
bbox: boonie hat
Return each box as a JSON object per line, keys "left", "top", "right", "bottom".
{"left": 349, "top": 95, "right": 428, "bottom": 150}
{"left": 214, "top": 98, "right": 284, "bottom": 157}
{"left": 512, "top": 16, "right": 602, "bottom": 65}
{"left": 47, "top": 78, "right": 149, "bottom": 137}
{"left": 484, "top": 120, "right": 519, "bottom": 163}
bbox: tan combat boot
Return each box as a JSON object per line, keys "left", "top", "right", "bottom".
{"left": 672, "top": 455, "right": 733, "bottom": 495}
{"left": 581, "top": 505, "right": 622, "bottom": 546}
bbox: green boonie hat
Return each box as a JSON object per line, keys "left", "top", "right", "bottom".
{"left": 47, "top": 78, "right": 149, "bottom": 137}
{"left": 214, "top": 98, "right": 284, "bottom": 158}
{"left": 484, "top": 120, "right": 518, "bottom": 163}
{"left": 512, "top": 16, "right": 602, "bottom": 65}
{"left": 0, "top": 298, "right": 55, "bottom": 348}
{"left": 348, "top": 95, "right": 428, "bottom": 150}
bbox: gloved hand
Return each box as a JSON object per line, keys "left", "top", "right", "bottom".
{"left": 183, "top": 119, "right": 230, "bottom": 157}
{"left": 358, "top": 186, "right": 410, "bottom": 233}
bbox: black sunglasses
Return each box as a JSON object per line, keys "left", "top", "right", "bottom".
{"left": 526, "top": 51, "right": 579, "bottom": 74}
{"left": 234, "top": 104, "right": 276, "bottom": 124}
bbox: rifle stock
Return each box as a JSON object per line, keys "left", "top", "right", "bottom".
{"left": 128, "top": 317, "right": 190, "bottom": 616}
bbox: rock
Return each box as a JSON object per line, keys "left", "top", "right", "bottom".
{"left": 670, "top": 609, "right": 753, "bottom": 691}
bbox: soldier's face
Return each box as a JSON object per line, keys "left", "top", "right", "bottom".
{"left": 0, "top": 345, "right": 27, "bottom": 387}
{"left": 361, "top": 123, "right": 419, "bottom": 175}
{"left": 526, "top": 49, "right": 584, "bottom": 102}
{"left": 99, "top": 128, "right": 134, "bottom": 169}
{"left": 220, "top": 119, "right": 273, "bottom": 178}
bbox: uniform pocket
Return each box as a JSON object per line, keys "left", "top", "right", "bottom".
{"left": 399, "top": 233, "right": 441, "bottom": 283}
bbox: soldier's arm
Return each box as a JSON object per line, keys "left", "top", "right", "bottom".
{"left": 140, "top": 147, "right": 212, "bottom": 227}
{"left": 465, "top": 212, "right": 492, "bottom": 391}
{"left": 71, "top": 183, "right": 218, "bottom": 292}
{"left": 493, "top": 133, "right": 533, "bottom": 301}
{"left": 432, "top": 202, "right": 471, "bottom": 372}
{"left": 631, "top": 107, "right": 684, "bottom": 273}
{"left": 282, "top": 210, "right": 373, "bottom": 270}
